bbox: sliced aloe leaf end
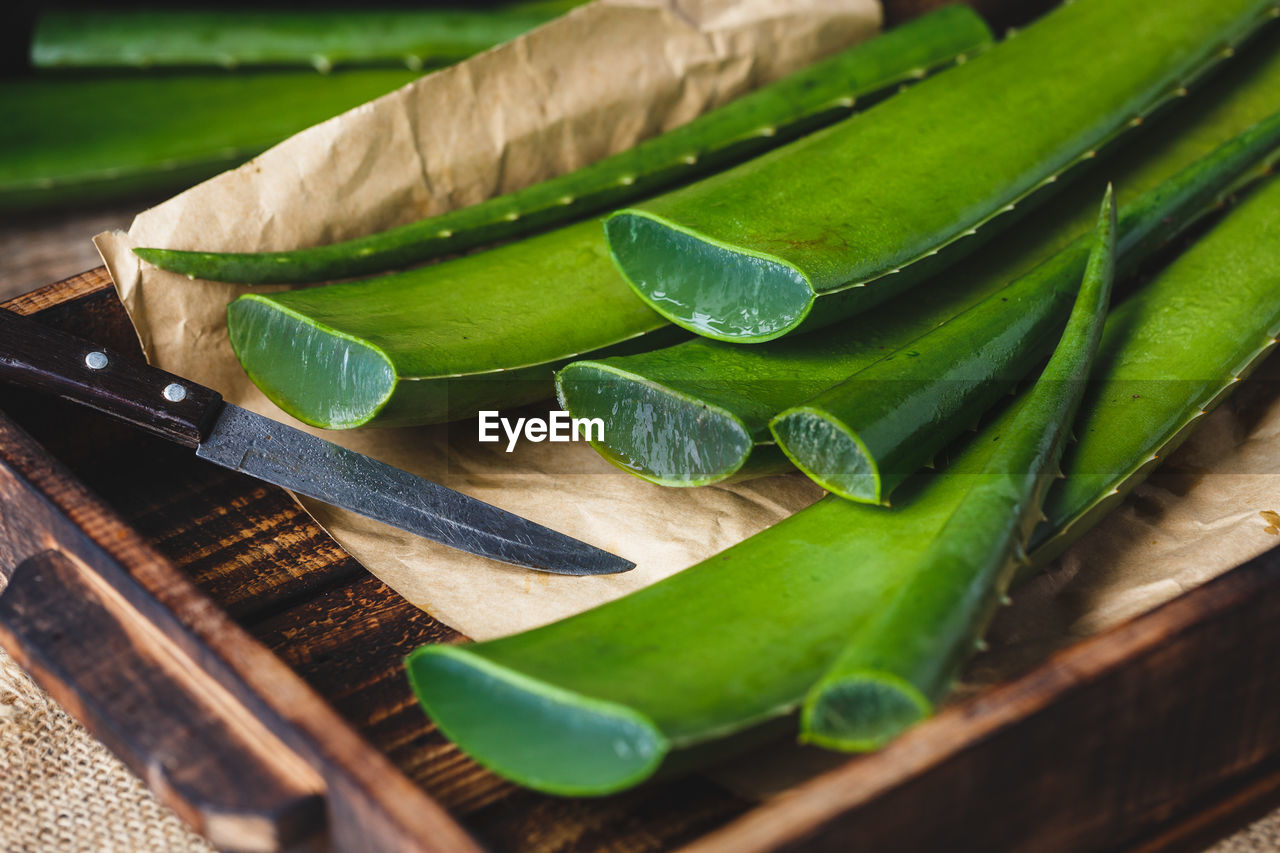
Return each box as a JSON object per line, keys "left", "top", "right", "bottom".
{"left": 771, "top": 407, "right": 882, "bottom": 504}
{"left": 227, "top": 294, "right": 396, "bottom": 429}
{"left": 556, "top": 361, "right": 754, "bottom": 486}
{"left": 800, "top": 670, "right": 933, "bottom": 752}
{"left": 604, "top": 212, "right": 815, "bottom": 343}
{"left": 407, "top": 645, "right": 668, "bottom": 796}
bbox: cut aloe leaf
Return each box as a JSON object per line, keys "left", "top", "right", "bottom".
{"left": 1031, "top": 184, "right": 1280, "bottom": 563}
{"left": 0, "top": 69, "right": 422, "bottom": 212}
{"left": 228, "top": 219, "right": 684, "bottom": 428}
{"left": 604, "top": 0, "right": 1279, "bottom": 342}
{"left": 135, "top": 7, "right": 992, "bottom": 284}
{"left": 770, "top": 108, "right": 1280, "bottom": 505}
{"left": 801, "top": 189, "right": 1116, "bottom": 752}
{"left": 31, "top": 2, "right": 583, "bottom": 72}
{"left": 225, "top": 9, "right": 995, "bottom": 427}
{"left": 556, "top": 336, "right": 873, "bottom": 485}
{"left": 409, "top": 170, "right": 1280, "bottom": 795}
{"left": 559, "top": 27, "right": 1280, "bottom": 487}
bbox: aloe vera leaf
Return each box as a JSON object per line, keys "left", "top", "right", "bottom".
{"left": 224, "top": 10, "right": 993, "bottom": 428}
{"left": 407, "top": 172, "right": 1280, "bottom": 795}
{"left": 31, "top": 2, "right": 583, "bottom": 72}
{"left": 133, "top": 7, "right": 992, "bottom": 285}
{"left": 769, "top": 108, "right": 1280, "bottom": 506}
{"left": 557, "top": 27, "right": 1280, "bottom": 487}
{"left": 800, "top": 191, "right": 1116, "bottom": 752}
{"left": 603, "top": 0, "right": 1278, "bottom": 343}
{"left": 0, "top": 69, "right": 422, "bottom": 213}
{"left": 227, "top": 219, "right": 685, "bottom": 428}
{"left": 1030, "top": 193, "right": 1280, "bottom": 565}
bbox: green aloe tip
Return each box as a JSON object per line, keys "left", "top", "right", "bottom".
{"left": 226, "top": 294, "right": 397, "bottom": 429}
{"left": 604, "top": 212, "right": 816, "bottom": 343}
{"left": 407, "top": 645, "right": 668, "bottom": 796}
{"left": 800, "top": 672, "right": 933, "bottom": 752}
{"left": 555, "top": 361, "right": 755, "bottom": 486}
{"left": 769, "top": 408, "right": 884, "bottom": 504}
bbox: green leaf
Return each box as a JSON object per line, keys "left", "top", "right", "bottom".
{"left": 225, "top": 10, "right": 995, "bottom": 428}
{"left": 558, "top": 27, "right": 1280, "bottom": 487}
{"left": 226, "top": 220, "right": 681, "bottom": 428}
{"left": 31, "top": 2, "right": 585, "bottom": 72}
{"left": 408, "top": 171, "right": 1280, "bottom": 795}
{"left": 604, "top": 0, "right": 1279, "bottom": 341}
{"left": 0, "top": 70, "right": 423, "bottom": 212}
{"left": 136, "top": 7, "right": 992, "bottom": 284}
{"left": 770, "top": 109, "right": 1280, "bottom": 504}
{"left": 801, "top": 187, "right": 1116, "bottom": 751}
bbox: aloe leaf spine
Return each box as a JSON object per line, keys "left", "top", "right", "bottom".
{"left": 1030, "top": 179, "right": 1280, "bottom": 564}
{"left": 557, "top": 36, "right": 1280, "bottom": 488}
{"left": 133, "top": 7, "right": 993, "bottom": 284}
{"left": 409, "top": 170, "right": 1280, "bottom": 795}
{"left": 770, "top": 107, "right": 1280, "bottom": 505}
{"left": 604, "top": 0, "right": 1279, "bottom": 342}
{"left": 800, "top": 189, "right": 1116, "bottom": 752}
{"left": 31, "top": 2, "right": 584, "bottom": 72}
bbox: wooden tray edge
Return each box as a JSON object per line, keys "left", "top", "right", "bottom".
{"left": 1, "top": 273, "right": 482, "bottom": 853}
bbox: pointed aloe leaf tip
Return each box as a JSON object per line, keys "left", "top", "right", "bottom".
{"left": 799, "top": 185, "right": 1117, "bottom": 752}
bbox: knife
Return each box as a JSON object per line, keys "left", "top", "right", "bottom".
{"left": 0, "top": 308, "right": 633, "bottom": 576}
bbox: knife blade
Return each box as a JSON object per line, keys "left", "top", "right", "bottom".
{"left": 0, "top": 308, "right": 633, "bottom": 576}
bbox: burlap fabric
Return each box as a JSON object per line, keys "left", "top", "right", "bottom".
{"left": 1213, "top": 821, "right": 1280, "bottom": 852}
{"left": 0, "top": 646, "right": 213, "bottom": 853}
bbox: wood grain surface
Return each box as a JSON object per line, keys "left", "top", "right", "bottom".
{"left": 0, "top": 203, "right": 145, "bottom": 302}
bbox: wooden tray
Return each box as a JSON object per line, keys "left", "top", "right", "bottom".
{"left": 6, "top": 262, "right": 1280, "bottom": 853}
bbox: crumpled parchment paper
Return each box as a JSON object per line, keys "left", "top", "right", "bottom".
{"left": 95, "top": 0, "right": 878, "bottom": 640}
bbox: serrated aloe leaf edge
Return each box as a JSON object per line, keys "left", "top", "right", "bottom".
{"left": 604, "top": 0, "right": 1280, "bottom": 342}
{"left": 801, "top": 188, "right": 1117, "bottom": 751}
{"left": 558, "top": 24, "right": 1280, "bottom": 488}
{"left": 136, "top": 7, "right": 992, "bottom": 285}
{"left": 770, "top": 106, "right": 1280, "bottom": 506}
{"left": 409, "top": 169, "right": 1280, "bottom": 797}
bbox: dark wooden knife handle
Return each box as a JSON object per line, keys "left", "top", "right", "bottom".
{"left": 0, "top": 308, "right": 222, "bottom": 448}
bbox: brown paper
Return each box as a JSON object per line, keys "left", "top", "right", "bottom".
{"left": 95, "top": 0, "right": 878, "bottom": 640}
